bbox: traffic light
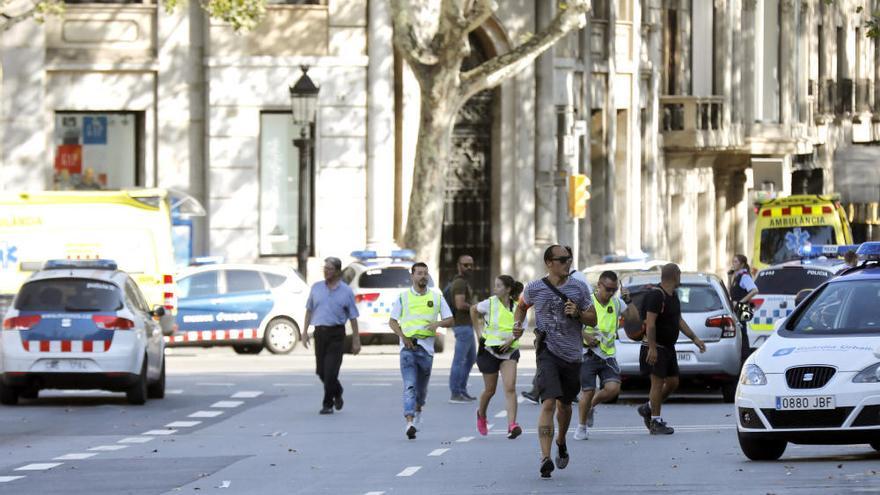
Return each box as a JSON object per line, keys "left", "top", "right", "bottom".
{"left": 568, "top": 174, "right": 591, "bottom": 218}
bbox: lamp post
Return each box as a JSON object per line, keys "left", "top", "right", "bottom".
{"left": 289, "top": 66, "right": 319, "bottom": 280}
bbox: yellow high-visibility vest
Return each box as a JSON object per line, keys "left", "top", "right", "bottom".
{"left": 584, "top": 294, "right": 619, "bottom": 356}
{"left": 483, "top": 296, "right": 519, "bottom": 349}
{"left": 399, "top": 289, "right": 441, "bottom": 338}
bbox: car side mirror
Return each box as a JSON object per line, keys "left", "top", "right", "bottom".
{"left": 151, "top": 305, "right": 166, "bottom": 318}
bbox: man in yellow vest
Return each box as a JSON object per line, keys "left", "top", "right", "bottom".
{"left": 389, "top": 262, "right": 454, "bottom": 440}
{"left": 574, "top": 270, "right": 640, "bottom": 440}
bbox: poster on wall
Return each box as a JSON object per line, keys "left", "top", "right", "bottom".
{"left": 53, "top": 113, "right": 136, "bottom": 190}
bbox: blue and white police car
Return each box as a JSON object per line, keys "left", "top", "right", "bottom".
{"left": 341, "top": 250, "right": 445, "bottom": 352}
{"left": 169, "top": 263, "right": 308, "bottom": 354}
{"left": 0, "top": 259, "right": 169, "bottom": 405}
{"left": 736, "top": 242, "right": 880, "bottom": 460}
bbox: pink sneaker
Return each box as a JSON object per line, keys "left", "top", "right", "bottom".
{"left": 476, "top": 411, "right": 488, "bottom": 436}
{"left": 507, "top": 422, "right": 522, "bottom": 439}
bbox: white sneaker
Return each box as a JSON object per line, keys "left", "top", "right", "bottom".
{"left": 414, "top": 410, "right": 422, "bottom": 426}
{"left": 573, "top": 425, "right": 588, "bottom": 440}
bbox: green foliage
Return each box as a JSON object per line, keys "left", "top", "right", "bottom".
{"left": 162, "top": 0, "right": 265, "bottom": 32}
{"left": 33, "top": 0, "right": 64, "bottom": 23}
{"left": 867, "top": 14, "right": 880, "bottom": 39}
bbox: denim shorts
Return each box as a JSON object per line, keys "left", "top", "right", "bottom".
{"left": 579, "top": 350, "right": 621, "bottom": 390}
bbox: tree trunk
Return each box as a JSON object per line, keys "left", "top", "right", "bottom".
{"left": 402, "top": 85, "right": 459, "bottom": 269}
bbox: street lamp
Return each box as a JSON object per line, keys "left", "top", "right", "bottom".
{"left": 289, "top": 66, "right": 319, "bottom": 280}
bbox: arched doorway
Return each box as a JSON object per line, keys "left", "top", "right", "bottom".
{"left": 439, "top": 33, "right": 496, "bottom": 298}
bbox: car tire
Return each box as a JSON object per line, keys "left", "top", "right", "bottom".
{"left": 263, "top": 318, "right": 299, "bottom": 354}
{"left": 147, "top": 359, "right": 166, "bottom": 399}
{"left": 233, "top": 344, "right": 264, "bottom": 355}
{"left": 0, "top": 383, "right": 19, "bottom": 406}
{"left": 126, "top": 360, "right": 148, "bottom": 405}
{"left": 721, "top": 382, "right": 737, "bottom": 403}
{"left": 738, "top": 431, "right": 786, "bottom": 460}
{"left": 870, "top": 440, "right": 880, "bottom": 452}
{"left": 434, "top": 334, "right": 445, "bottom": 353}
{"left": 19, "top": 386, "right": 39, "bottom": 400}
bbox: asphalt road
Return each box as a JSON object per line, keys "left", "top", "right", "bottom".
{"left": 0, "top": 346, "right": 878, "bottom": 495}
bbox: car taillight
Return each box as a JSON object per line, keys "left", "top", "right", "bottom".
{"left": 750, "top": 298, "right": 764, "bottom": 310}
{"left": 355, "top": 293, "right": 380, "bottom": 304}
{"left": 163, "top": 274, "right": 175, "bottom": 311}
{"left": 706, "top": 315, "right": 736, "bottom": 338}
{"left": 92, "top": 315, "right": 135, "bottom": 330}
{"left": 2, "top": 315, "right": 41, "bottom": 330}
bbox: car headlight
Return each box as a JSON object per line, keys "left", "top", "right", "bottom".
{"left": 853, "top": 363, "right": 880, "bottom": 383}
{"left": 740, "top": 364, "right": 767, "bottom": 386}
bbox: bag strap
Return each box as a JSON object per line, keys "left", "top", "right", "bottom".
{"left": 541, "top": 277, "right": 570, "bottom": 304}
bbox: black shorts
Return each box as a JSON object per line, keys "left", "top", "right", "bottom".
{"left": 639, "top": 345, "right": 679, "bottom": 379}
{"left": 476, "top": 348, "right": 520, "bottom": 374}
{"left": 535, "top": 347, "right": 581, "bottom": 404}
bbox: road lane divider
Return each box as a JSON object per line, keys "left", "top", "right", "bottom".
{"left": 427, "top": 449, "right": 449, "bottom": 457}
{"left": 210, "top": 400, "right": 244, "bottom": 408}
{"left": 231, "top": 391, "right": 263, "bottom": 398}
{"left": 0, "top": 476, "right": 24, "bottom": 483}
{"left": 189, "top": 410, "right": 225, "bottom": 418}
{"left": 88, "top": 445, "right": 128, "bottom": 451}
{"left": 53, "top": 453, "right": 97, "bottom": 460}
{"left": 396, "top": 466, "right": 421, "bottom": 477}
{"left": 15, "top": 463, "right": 62, "bottom": 471}
{"left": 118, "top": 437, "right": 154, "bottom": 444}
{"left": 143, "top": 429, "right": 177, "bottom": 436}
{"left": 455, "top": 436, "right": 474, "bottom": 443}
{"left": 165, "top": 421, "right": 202, "bottom": 428}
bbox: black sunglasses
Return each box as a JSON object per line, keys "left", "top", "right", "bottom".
{"left": 551, "top": 256, "right": 573, "bottom": 263}
{"left": 599, "top": 283, "right": 618, "bottom": 294}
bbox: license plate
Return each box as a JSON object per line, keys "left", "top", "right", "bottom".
{"left": 677, "top": 352, "right": 693, "bottom": 362}
{"left": 43, "top": 359, "right": 90, "bottom": 372}
{"left": 775, "top": 395, "right": 835, "bottom": 410}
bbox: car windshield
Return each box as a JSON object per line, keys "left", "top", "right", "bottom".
{"left": 627, "top": 284, "right": 723, "bottom": 313}
{"left": 760, "top": 226, "right": 836, "bottom": 265}
{"left": 357, "top": 267, "right": 434, "bottom": 289}
{"left": 755, "top": 267, "right": 832, "bottom": 295}
{"left": 789, "top": 280, "right": 880, "bottom": 334}
{"left": 14, "top": 279, "right": 123, "bottom": 312}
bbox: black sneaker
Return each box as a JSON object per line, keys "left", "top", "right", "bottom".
{"left": 334, "top": 394, "right": 344, "bottom": 411}
{"left": 637, "top": 403, "right": 651, "bottom": 430}
{"left": 406, "top": 424, "right": 417, "bottom": 440}
{"left": 521, "top": 391, "right": 539, "bottom": 405}
{"left": 539, "top": 457, "right": 554, "bottom": 479}
{"left": 555, "top": 441, "right": 569, "bottom": 469}
{"left": 449, "top": 394, "right": 470, "bottom": 404}
{"left": 462, "top": 392, "right": 478, "bottom": 401}
{"left": 649, "top": 419, "right": 674, "bottom": 435}
{"left": 319, "top": 407, "right": 333, "bottom": 415}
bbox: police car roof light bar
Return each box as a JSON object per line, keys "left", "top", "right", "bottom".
{"left": 856, "top": 242, "right": 880, "bottom": 262}
{"left": 43, "top": 259, "right": 118, "bottom": 271}
{"left": 351, "top": 249, "right": 416, "bottom": 261}
{"left": 798, "top": 244, "right": 860, "bottom": 259}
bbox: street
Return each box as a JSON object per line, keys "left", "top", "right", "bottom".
{"left": 0, "top": 347, "right": 878, "bottom": 495}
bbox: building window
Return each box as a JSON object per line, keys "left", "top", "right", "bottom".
{"left": 259, "top": 112, "right": 312, "bottom": 257}
{"left": 53, "top": 111, "right": 142, "bottom": 190}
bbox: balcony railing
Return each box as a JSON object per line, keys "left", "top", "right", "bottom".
{"left": 660, "top": 96, "right": 738, "bottom": 150}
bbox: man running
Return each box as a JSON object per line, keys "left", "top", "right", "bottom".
{"left": 513, "top": 245, "right": 596, "bottom": 479}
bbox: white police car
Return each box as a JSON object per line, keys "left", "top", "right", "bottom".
{"left": 736, "top": 242, "right": 880, "bottom": 460}
{"left": 169, "top": 263, "right": 307, "bottom": 354}
{"left": 341, "top": 249, "right": 446, "bottom": 352}
{"left": 0, "top": 259, "right": 169, "bottom": 405}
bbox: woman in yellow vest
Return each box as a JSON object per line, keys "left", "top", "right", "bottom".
{"left": 470, "top": 275, "right": 524, "bottom": 439}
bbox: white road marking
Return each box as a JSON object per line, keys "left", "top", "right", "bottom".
{"left": 487, "top": 424, "right": 736, "bottom": 435}
{"left": 218, "top": 480, "right": 231, "bottom": 488}
{"left": 166, "top": 389, "right": 184, "bottom": 394}
{"left": 196, "top": 382, "right": 235, "bottom": 387}
{"left": 165, "top": 421, "right": 202, "bottom": 428}
{"left": 231, "top": 391, "right": 263, "bottom": 398}
{"left": 494, "top": 410, "right": 507, "bottom": 418}
{"left": 15, "top": 463, "right": 62, "bottom": 471}
{"left": 351, "top": 383, "right": 392, "bottom": 387}
{"left": 516, "top": 396, "right": 525, "bottom": 404}
{"left": 455, "top": 436, "right": 474, "bottom": 443}
{"left": 142, "top": 429, "right": 177, "bottom": 436}
{"left": 487, "top": 423, "right": 495, "bottom": 430}
{"left": 0, "top": 476, "right": 24, "bottom": 483}
{"left": 211, "top": 400, "right": 244, "bottom": 408}
{"left": 396, "top": 466, "right": 421, "bottom": 477}
{"left": 364, "top": 492, "right": 385, "bottom": 495}
{"left": 427, "top": 448, "right": 449, "bottom": 456}
{"left": 272, "top": 383, "right": 310, "bottom": 387}
{"left": 189, "top": 410, "right": 224, "bottom": 418}
{"left": 53, "top": 453, "right": 97, "bottom": 460}
{"left": 88, "top": 445, "right": 128, "bottom": 451}
{"left": 119, "top": 437, "right": 154, "bottom": 444}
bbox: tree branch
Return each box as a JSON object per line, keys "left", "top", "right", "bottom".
{"left": 463, "top": 0, "right": 495, "bottom": 34}
{"left": 391, "top": 0, "right": 439, "bottom": 68}
{"left": 1, "top": 4, "right": 37, "bottom": 33}
{"left": 459, "top": 0, "right": 590, "bottom": 99}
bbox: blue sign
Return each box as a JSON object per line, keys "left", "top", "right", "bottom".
{"left": 83, "top": 116, "right": 107, "bottom": 145}
{"left": 0, "top": 242, "right": 17, "bottom": 270}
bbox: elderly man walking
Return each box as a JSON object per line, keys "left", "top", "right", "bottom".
{"left": 301, "top": 257, "right": 361, "bottom": 415}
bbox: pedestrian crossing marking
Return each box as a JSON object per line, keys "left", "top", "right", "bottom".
{"left": 53, "top": 453, "right": 97, "bottom": 460}
{"left": 189, "top": 410, "right": 224, "bottom": 418}
{"left": 0, "top": 476, "right": 24, "bottom": 483}
{"left": 15, "top": 463, "right": 62, "bottom": 471}
{"left": 428, "top": 448, "right": 449, "bottom": 456}
{"left": 231, "top": 391, "right": 263, "bottom": 398}
{"left": 396, "top": 466, "right": 421, "bottom": 477}
{"left": 211, "top": 400, "right": 244, "bottom": 408}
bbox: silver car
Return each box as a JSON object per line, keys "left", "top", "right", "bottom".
{"left": 617, "top": 272, "right": 745, "bottom": 402}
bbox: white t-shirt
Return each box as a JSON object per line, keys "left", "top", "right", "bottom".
{"left": 390, "top": 287, "right": 453, "bottom": 356}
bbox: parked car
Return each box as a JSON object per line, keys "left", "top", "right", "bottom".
{"left": 169, "top": 263, "right": 307, "bottom": 355}
{"left": 618, "top": 272, "right": 745, "bottom": 402}
{"left": 736, "top": 242, "right": 880, "bottom": 460}
{"left": 0, "top": 259, "right": 169, "bottom": 405}
{"left": 583, "top": 256, "right": 670, "bottom": 286}
{"left": 341, "top": 250, "right": 446, "bottom": 352}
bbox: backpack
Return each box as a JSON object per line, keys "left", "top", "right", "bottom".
{"left": 626, "top": 286, "right": 666, "bottom": 341}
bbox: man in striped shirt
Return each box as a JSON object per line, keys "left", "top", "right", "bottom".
{"left": 513, "top": 245, "right": 597, "bottom": 479}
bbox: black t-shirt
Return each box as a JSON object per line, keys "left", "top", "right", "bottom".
{"left": 645, "top": 287, "right": 681, "bottom": 347}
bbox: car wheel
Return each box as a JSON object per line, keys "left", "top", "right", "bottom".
{"left": 19, "top": 386, "right": 39, "bottom": 400}
{"left": 126, "top": 359, "right": 148, "bottom": 405}
{"left": 233, "top": 344, "right": 263, "bottom": 355}
{"left": 737, "top": 431, "right": 786, "bottom": 460}
{"left": 434, "top": 334, "right": 445, "bottom": 353}
{"left": 721, "top": 382, "right": 737, "bottom": 404}
{"left": 263, "top": 318, "right": 299, "bottom": 354}
{"left": 870, "top": 440, "right": 880, "bottom": 452}
{"left": 147, "top": 359, "right": 166, "bottom": 399}
{"left": 0, "top": 383, "right": 19, "bottom": 406}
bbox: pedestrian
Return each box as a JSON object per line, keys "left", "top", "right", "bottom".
{"left": 301, "top": 257, "right": 361, "bottom": 415}
{"left": 728, "top": 254, "right": 758, "bottom": 357}
{"left": 470, "top": 275, "right": 525, "bottom": 439}
{"left": 445, "top": 254, "right": 478, "bottom": 403}
{"left": 637, "top": 263, "right": 706, "bottom": 435}
{"left": 573, "top": 270, "right": 640, "bottom": 440}
{"left": 389, "top": 262, "right": 454, "bottom": 440}
{"left": 513, "top": 245, "right": 597, "bottom": 479}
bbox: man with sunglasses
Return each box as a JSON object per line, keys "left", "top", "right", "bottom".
{"left": 573, "top": 271, "right": 640, "bottom": 440}
{"left": 513, "top": 245, "right": 596, "bottom": 479}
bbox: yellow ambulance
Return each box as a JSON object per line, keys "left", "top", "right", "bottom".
{"left": 0, "top": 189, "right": 202, "bottom": 330}
{"left": 752, "top": 194, "right": 853, "bottom": 272}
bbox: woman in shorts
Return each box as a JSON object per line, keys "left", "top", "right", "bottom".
{"left": 470, "top": 275, "right": 524, "bottom": 439}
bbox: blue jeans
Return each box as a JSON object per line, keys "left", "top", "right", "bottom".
{"left": 449, "top": 324, "right": 476, "bottom": 395}
{"left": 400, "top": 345, "right": 433, "bottom": 417}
